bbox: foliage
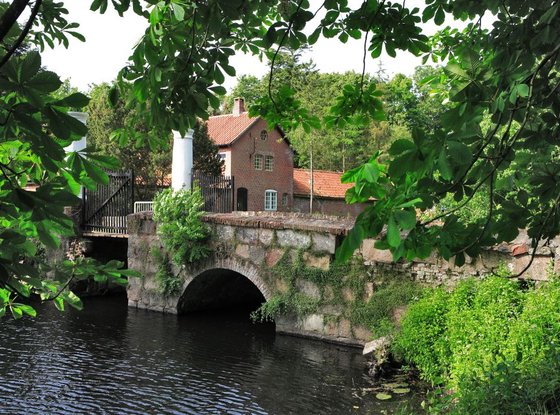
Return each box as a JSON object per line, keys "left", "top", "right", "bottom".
{"left": 87, "top": 82, "right": 172, "bottom": 200}
{"left": 226, "top": 58, "right": 439, "bottom": 172}
{"left": 4, "top": 0, "right": 560, "bottom": 317}
{"left": 0, "top": 2, "right": 139, "bottom": 318}
{"left": 151, "top": 247, "right": 182, "bottom": 296}
{"left": 192, "top": 121, "right": 224, "bottom": 176}
{"left": 395, "top": 276, "right": 560, "bottom": 414}
{"left": 350, "top": 279, "right": 422, "bottom": 337}
{"left": 152, "top": 187, "right": 211, "bottom": 266}
{"left": 250, "top": 290, "right": 318, "bottom": 323}
{"left": 251, "top": 248, "right": 416, "bottom": 336}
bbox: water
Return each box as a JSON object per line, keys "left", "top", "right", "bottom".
{"left": 0, "top": 296, "right": 418, "bottom": 414}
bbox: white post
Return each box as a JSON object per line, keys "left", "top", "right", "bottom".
{"left": 171, "top": 129, "right": 194, "bottom": 191}
{"left": 66, "top": 112, "right": 88, "bottom": 198}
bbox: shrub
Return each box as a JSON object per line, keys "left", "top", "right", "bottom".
{"left": 152, "top": 187, "right": 211, "bottom": 266}
{"left": 350, "top": 279, "right": 422, "bottom": 337}
{"left": 395, "top": 276, "right": 560, "bottom": 414}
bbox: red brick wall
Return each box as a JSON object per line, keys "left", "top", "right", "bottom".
{"left": 293, "top": 195, "right": 369, "bottom": 217}
{"left": 230, "top": 118, "right": 293, "bottom": 211}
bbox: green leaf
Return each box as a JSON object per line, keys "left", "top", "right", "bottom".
{"left": 27, "top": 71, "right": 62, "bottom": 92}
{"left": 387, "top": 216, "right": 401, "bottom": 248}
{"left": 19, "top": 51, "right": 41, "bottom": 82}
{"left": 394, "top": 210, "right": 416, "bottom": 231}
{"left": 517, "top": 83, "right": 529, "bottom": 98}
{"left": 389, "top": 139, "right": 415, "bottom": 156}
{"left": 53, "top": 93, "right": 90, "bottom": 108}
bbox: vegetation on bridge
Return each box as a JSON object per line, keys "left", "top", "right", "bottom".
{"left": 152, "top": 187, "right": 211, "bottom": 294}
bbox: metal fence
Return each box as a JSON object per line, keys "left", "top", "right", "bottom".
{"left": 82, "top": 171, "right": 134, "bottom": 235}
{"left": 192, "top": 171, "right": 234, "bottom": 213}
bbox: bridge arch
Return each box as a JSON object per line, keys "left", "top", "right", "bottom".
{"left": 177, "top": 256, "right": 272, "bottom": 314}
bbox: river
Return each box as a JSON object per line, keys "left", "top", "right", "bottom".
{"left": 0, "top": 296, "right": 420, "bottom": 414}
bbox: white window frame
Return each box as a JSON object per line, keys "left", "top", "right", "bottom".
{"left": 254, "top": 154, "right": 263, "bottom": 170}
{"left": 260, "top": 129, "right": 268, "bottom": 140}
{"left": 264, "top": 189, "right": 277, "bottom": 211}
{"left": 264, "top": 155, "right": 274, "bottom": 171}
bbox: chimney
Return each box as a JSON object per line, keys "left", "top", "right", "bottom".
{"left": 232, "top": 97, "right": 245, "bottom": 116}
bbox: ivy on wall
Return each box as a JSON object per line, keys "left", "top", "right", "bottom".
{"left": 252, "top": 248, "right": 421, "bottom": 338}
{"left": 151, "top": 187, "right": 212, "bottom": 294}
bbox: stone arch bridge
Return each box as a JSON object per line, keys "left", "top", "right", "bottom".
{"left": 127, "top": 211, "right": 555, "bottom": 346}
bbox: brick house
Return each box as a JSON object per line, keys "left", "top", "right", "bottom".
{"left": 206, "top": 98, "right": 294, "bottom": 212}
{"left": 292, "top": 168, "right": 369, "bottom": 217}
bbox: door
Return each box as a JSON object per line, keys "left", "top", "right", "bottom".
{"left": 237, "top": 187, "right": 248, "bottom": 211}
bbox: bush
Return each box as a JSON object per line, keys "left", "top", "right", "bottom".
{"left": 350, "top": 280, "right": 422, "bottom": 337}
{"left": 152, "top": 187, "right": 211, "bottom": 266}
{"left": 395, "top": 276, "right": 560, "bottom": 414}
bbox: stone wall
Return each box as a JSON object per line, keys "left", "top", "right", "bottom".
{"left": 360, "top": 230, "right": 559, "bottom": 284}
{"left": 127, "top": 211, "right": 558, "bottom": 347}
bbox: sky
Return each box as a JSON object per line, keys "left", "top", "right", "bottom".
{"left": 41, "top": 0, "right": 445, "bottom": 92}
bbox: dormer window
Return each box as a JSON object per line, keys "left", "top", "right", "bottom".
{"left": 260, "top": 129, "right": 268, "bottom": 140}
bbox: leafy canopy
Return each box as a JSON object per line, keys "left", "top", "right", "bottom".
{"left": 1, "top": 0, "right": 559, "bottom": 318}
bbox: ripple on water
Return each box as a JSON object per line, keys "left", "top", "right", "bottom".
{"left": 0, "top": 296, "right": 417, "bottom": 414}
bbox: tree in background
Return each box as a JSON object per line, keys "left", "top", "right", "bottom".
{"left": 193, "top": 121, "right": 224, "bottom": 176}
{"left": 87, "top": 83, "right": 172, "bottom": 199}
{"left": 226, "top": 62, "right": 443, "bottom": 172}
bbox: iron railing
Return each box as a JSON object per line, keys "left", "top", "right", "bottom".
{"left": 82, "top": 170, "right": 134, "bottom": 234}
{"left": 192, "top": 171, "right": 234, "bottom": 213}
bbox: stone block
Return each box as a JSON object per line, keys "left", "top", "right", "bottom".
{"left": 266, "top": 248, "right": 284, "bottom": 268}
{"left": 361, "top": 239, "right": 393, "bottom": 263}
{"left": 259, "top": 229, "right": 275, "bottom": 246}
{"left": 143, "top": 276, "right": 159, "bottom": 292}
{"left": 275, "top": 278, "right": 289, "bottom": 294}
{"left": 249, "top": 245, "right": 265, "bottom": 265}
{"left": 296, "top": 280, "right": 321, "bottom": 300}
{"left": 235, "top": 243, "right": 250, "bottom": 259}
{"left": 215, "top": 225, "right": 235, "bottom": 241}
{"left": 364, "top": 282, "right": 374, "bottom": 301}
{"left": 302, "top": 252, "right": 330, "bottom": 271}
{"left": 276, "top": 229, "right": 311, "bottom": 249}
{"left": 363, "top": 336, "right": 390, "bottom": 355}
{"left": 338, "top": 318, "right": 352, "bottom": 338}
{"left": 515, "top": 255, "right": 551, "bottom": 281}
{"left": 479, "top": 249, "right": 510, "bottom": 270}
{"left": 342, "top": 287, "right": 354, "bottom": 302}
{"left": 352, "top": 325, "right": 372, "bottom": 342}
{"left": 237, "top": 228, "right": 258, "bottom": 244}
{"left": 322, "top": 285, "right": 335, "bottom": 302}
{"left": 312, "top": 233, "right": 337, "bottom": 254}
{"left": 324, "top": 318, "right": 339, "bottom": 337}
{"left": 301, "top": 314, "right": 324, "bottom": 332}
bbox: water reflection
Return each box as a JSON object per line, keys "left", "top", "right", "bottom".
{"left": 0, "top": 296, "right": 415, "bottom": 414}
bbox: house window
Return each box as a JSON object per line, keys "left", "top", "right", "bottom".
{"left": 218, "top": 152, "right": 226, "bottom": 161}
{"left": 282, "top": 193, "right": 288, "bottom": 207}
{"left": 254, "top": 154, "right": 263, "bottom": 170}
{"left": 264, "top": 190, "right": 277, "bottom": 211}
{"left": 265, "top": 155, "right": 274, "bottom": 171}
{"left": 260, "top": 129, "right": 268, "bottom": 140}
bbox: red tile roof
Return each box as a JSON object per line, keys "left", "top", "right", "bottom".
{"left": 293, "top": 168, "right": 352, "bottom": 199}
{"left": 206, "top": 112, "right": 258, "bottom": 146}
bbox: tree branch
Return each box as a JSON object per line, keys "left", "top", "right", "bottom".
{"left": 0, "top": 0, "right": 30, "bottom": 44}
{"left": 0, "top": 0, "right": 43, "bottom": 71}
{"left": 267, "top": 0, "right": 305, "bottom": 110}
